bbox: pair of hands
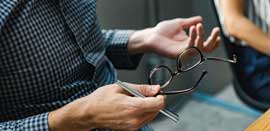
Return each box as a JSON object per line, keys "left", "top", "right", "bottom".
{"left": 49, "top": 16, "right": 220, "bottom": 131}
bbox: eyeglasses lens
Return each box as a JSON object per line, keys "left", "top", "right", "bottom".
{"left": 178, "top": 48, "right": 202, "bottom": 71}
{"left": 149, "top": 67, "right": 172, "bottom": 88}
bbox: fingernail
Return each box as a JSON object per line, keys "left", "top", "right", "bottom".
{"left": 151, "top": 85, "right": 160, "bottom": 94}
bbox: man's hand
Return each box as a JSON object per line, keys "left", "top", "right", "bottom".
{"left": 49, "top": 83, "right": 165, "bottom": 131}
{"left": 128, "top": 16, "right": 221, "bottom": 58}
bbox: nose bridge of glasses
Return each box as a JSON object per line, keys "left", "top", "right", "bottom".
{"left": 172, "top": 71, "right": 181, "bottom": 76}
{"left": 160, "top": 70, "right": 178, "bottom": 88}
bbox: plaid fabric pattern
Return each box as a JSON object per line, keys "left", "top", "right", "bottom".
{"left": 0, "top": 0, "right": 146, "bottom": 130}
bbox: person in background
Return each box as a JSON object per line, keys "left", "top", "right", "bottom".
{"left": 0, "top": 0, "right": 220, "bottom": 131}
{"left": 215, "top": 0, "right": 270, "bottom": 103}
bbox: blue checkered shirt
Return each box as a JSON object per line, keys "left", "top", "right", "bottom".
{"left": 0, "top": 0, "right": 152, "bottom": 131}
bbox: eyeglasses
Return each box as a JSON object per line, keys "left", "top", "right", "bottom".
{"left": 148, "top": 47, "right": 237, "bottom": 95}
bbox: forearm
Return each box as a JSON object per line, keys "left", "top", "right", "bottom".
{"left": 48, "top": 98, "right": 95, "bottom": 131}
{"left": 224, "top": 15, "right": 270, "bottom": 55}
{"left": 220, "top": 0, "right": 270, "bottom": 55}
{"left": 127, "top": 28, "right": 153, "bottom": 55}
{"left": 103, "top": 30, "right": 144, "bottom": 69}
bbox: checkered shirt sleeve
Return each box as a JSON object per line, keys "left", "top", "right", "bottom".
{"left": 103, "top": 30, "right": 143, "bottom": 69}
{"left": 0, "top": 113, "right": 49, "bottom": 131}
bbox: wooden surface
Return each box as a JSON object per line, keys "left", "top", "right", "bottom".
{"left": 246, "top": 110, "right": 270, "bottom": 131}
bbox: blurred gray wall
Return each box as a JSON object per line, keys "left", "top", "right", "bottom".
{"left": 97, "top": 0, "right": 232, "bottom": 94}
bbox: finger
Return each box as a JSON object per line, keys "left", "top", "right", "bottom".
{"left": 124, "top": 83, "right": 161, "bottom": 97}
{"left": 131, "top": 95, "right": 166, "bottom": 112}
{"left": 188, "top": 25, "right": 196, "bottom": 47}
{"left": 213, "top": 36, "right": 221, "bottom": 50}
{"left": 144, "top": 95, "right": 166, "bottom": 111}
{"left": 207, "top": 28, "right": 221, "bottom": 52}
{"left": 179, "top": 16, "right": 203, "bottom": 29}
{"left": 203, "top": 27, "right": 220, "bottom": 52}
{"left": 194, "top": 23, "right": 204, "bottom": 49}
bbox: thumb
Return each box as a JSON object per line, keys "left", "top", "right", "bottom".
{"left": 125, "top": 83, "right": 161, "bottom": 97}
{"left": 180, "top": 16, "right": 203, "bottom": 29}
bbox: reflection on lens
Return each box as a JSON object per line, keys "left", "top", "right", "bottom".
{"left": 149, "top": 66, "right": 172, "bottom": 88}
{"left": 178, "top": 48, "right": 201, "bottom": 71}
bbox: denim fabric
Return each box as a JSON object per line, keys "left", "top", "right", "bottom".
{"left": 233, "top": 44, "right": 270, "bottom": 102}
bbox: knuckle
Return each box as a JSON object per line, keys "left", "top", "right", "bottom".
{"left": 177, "top": 19, "right": 183, "bottom": 24}
{"left": 127, "top": 108, "right": 137, "bottom": 115}
{"left": 136, "top": 101, "right": 144, "bottom": 108}
{"left": 139, "top": 84, "right": 148, "bottom": 94}
{"left": 111, "top": 83, "right": 120, "bottom": 90}
{"left": 158, "top": 96, "right": 166, "bottom": 109}
{"left": 127, "top": 98, "right": 143, "bottom": 110}
{"left": 163, "top": 95, "right": 167, "bottom": 101}
{"left": 129, "top": 119, "right": 142, "bottom": 130}
{"left": 126, "top": 103, "right": 141, "bottom": 115}
{"left": 160, "top": 101, "right": 166, "bottom": 109}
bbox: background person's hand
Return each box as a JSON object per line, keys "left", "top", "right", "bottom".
{"left": 49, "top": 83, "right": 165, "bottom": 131}
{"left": 128, "top": 16, "right": 221, "bottom": 58}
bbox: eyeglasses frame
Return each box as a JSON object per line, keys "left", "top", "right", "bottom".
{"left": 149, "top": 47, "right": 237, "bottom": 95}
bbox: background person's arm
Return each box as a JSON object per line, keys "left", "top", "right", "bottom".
{"left": 220, "top": 0, "right": 270, "bottom": 55}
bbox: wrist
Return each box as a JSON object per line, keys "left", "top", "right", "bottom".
{"left": 48, "top": 98, "right": 96, "bottom": 131}
{"left": 128, "top": 28, "right": 153, "bottom": 55}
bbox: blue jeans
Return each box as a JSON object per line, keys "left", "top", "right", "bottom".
{"left": 233, "top": 44, "right": 270, "bottom": 102}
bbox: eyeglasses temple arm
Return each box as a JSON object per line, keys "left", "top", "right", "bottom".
{"left": 205, "top": 54, "right": 237, "bottom": 64}
{"left": 158, "top": 71, "right": 208, "bottom": 95}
